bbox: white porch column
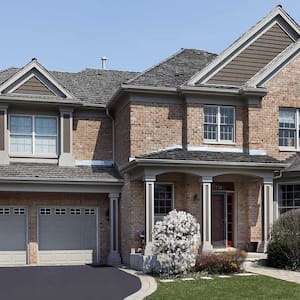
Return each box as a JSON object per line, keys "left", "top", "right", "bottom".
{"left": 202, "top": 176, "right": 213, "bottom": 252}
{"left": 143, "top": 176, "right": 156, "bottom": 256}
{"left": 263, "top": 179, "right": 274, "bottom": 252}
{"left": 107, "top": 192, "right": 121, "bottom": 265}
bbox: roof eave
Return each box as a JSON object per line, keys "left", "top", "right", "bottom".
{"left": 120, "top": 158, "right": 287, "bottom": 173}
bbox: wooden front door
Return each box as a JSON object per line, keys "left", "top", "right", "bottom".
{"left": 212, "top": 193, "right": 226, "bottom": 247}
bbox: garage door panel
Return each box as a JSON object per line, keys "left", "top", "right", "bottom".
{"left": 38, "top": 207, "right": 98, "bottom": 265}
{"left": 0, "top": 207, "right": 27, "bottom": 265}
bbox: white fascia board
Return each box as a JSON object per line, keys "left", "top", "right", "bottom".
{"left": 133, "top": 158, "right": 288, "bottom": 170}
{"left": 246, "top": 41, "right": 300, "bottom": 87}
{"left": 186, "top": 146, "right": 243, "bottom": 153}
{"left": 187, "top": 6, "right": 300, "bottom": 86}
{"left": 0, "top": 59, "right": 75, "bottom": 99}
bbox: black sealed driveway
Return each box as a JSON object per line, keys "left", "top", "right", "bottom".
{"left": 0, "top": 265, "right": 141, "bottom": 300}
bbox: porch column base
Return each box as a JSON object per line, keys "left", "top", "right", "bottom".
{"left": 143, "top": 242, "right": 153, "bottom": 256}
{"left": 202, "top": 242, "right": 213, "bottom": 253}
{"left": 107, "top": 251, "right": 121, "bottom": 266}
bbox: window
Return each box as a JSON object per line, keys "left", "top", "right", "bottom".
{"left": 10, "top": 115, "right": 58, "bottom": 156}
{"left": 278, "top": 184, "right": 300, "bottom": 214}
{"left": 84, "top": 208, "right": 96, "bottom": 215}
{"left": 13, "top": 208, "right": 25, "bottom": 215}
{"left": 0, "top": 208, "right": 10, "bottom": 215}
{"left": 279, "top": 109, "right": 299, "bottom": 148}
{"left": 55, "top": 208, "right": 66, "bottom": 215}
{"left": 154, "top": 183, "right": 173, "bottom": 216}
{"left": 70, "top": 208, "right": 81, "bottom": 215}
{"left": 40, "top": 208, "right": 51, "bottom": 215}
{"left": 204, "top": 106, "right": 235, "bottom": 143}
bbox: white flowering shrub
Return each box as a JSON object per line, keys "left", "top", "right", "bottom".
{"left": 152, "top": 210, "right": 201, "bottom": 275}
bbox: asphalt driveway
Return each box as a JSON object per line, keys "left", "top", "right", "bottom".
{"left": 0, "top": 265, "right": 141, "bottom": 300}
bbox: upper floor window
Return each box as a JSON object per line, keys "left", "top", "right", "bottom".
{"left": 279, "top": 109, "right": 298, "bottom": 149}
{"left": 10, "top": 115, "right": 58, "bottom": 156}
{"left": 154, "top": 183, "right": 173, "bottom": 216}
{"left": 204, "top": 106, "right": 235, "bottom": 143}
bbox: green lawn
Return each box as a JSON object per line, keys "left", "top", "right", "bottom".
{"left": 146, "top": 275, "right": 300, "bottom": 300}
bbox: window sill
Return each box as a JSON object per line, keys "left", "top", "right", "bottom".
{"left": 10, "top": 156, "right": 58, "bottom": 164}
{"left": 279, "top": 147, "right": 298, "bottom": 152}
{"left": 204, "top": 141, "right": 236, "bottom": 146}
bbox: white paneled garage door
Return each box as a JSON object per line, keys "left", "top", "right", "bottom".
{"left": 0, "top": 206, "right": 27, "bottom": 266}
{"left": 38, "top": 207, "right": 98, "bottom": 265}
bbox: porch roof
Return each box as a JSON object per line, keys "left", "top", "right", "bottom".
{"left": 137, "top": 149, "right": 283, "bottom": 164}
{"left": 0, "top": 163, "right": 123, "bottom": 183}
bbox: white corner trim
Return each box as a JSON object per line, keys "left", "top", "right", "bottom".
{"left": 249, "top": 149, "right": 267, "bottom": 155}
{"left": 129, "top": 157, "right": 136, "bottom": 162}
{"left": 186, "top": 146, "right": 243, "bottom": 153}
{"left": 187, "top": 6, "right": 300, "bottom": 86}
{"left": 75, "top": 160, "right": 114, "bottom": 166}
{"left": 0, "top": 59, "right": 75, "bottom": 99}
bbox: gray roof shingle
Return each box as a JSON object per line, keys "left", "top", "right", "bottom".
{"left": 125, "top": 48, "right": 217, "bottom": 87}
{"left": 0, "top": 67, "right": 139, "bottom": 106}
{"left": 0, "top": 163, "right": 122, "bottom": 182}
{"left": 137, "top": 148, "right": 282, "bottom": 164}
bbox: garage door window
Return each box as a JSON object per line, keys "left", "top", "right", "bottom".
{"left": 0, "top": 208, "right": 10, "bottom": 215}
{"left": 13, "top": 208, "right": 25, "bottom": 215}
{"left": 40, "top": 208, "right": 51, "bottom": 215}
{"left": 55, "top": 208, "right": 66, "bottom": 215}
{"left": 70, "top": 208, "right": 81, "bottom": 215}
{"left": 84, "top": 208, "right": 96, "bottom": 215}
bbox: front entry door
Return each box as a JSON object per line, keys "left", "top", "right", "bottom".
{"left": 212, "top": 193, "right": 226, "bottom": 247}
{"left": 212, "top": 193, "right": 234, "bottom": 248}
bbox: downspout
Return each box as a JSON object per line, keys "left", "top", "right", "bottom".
{"left": 106, "top": 107, "right": 115, "bottom": 163}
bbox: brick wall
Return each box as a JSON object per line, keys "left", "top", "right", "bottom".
{"left": 115, "top": 100, "right": 131, "bottom": 166}
{"left": 73, "top": 110, "right": 113, "bottom": 161}
{"left": 130, "top": 102, "right": 183, "bottom": 157}
{"left": 0, "top": 192, "right": 109, "bottom": 264}
{"left": 248, "top": 54, "right": 300, "bottom": 160}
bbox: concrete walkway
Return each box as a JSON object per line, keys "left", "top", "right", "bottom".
{"left": 244, "top": 261, "right": 300, "bottom": 284}
{"left": 120, "top": 267, "right": 157, "bottom": 300}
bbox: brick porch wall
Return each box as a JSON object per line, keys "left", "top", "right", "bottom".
{"left": 0, "top": 192, "right": 109, "bottom": 264}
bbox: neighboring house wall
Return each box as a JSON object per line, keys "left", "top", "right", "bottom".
{"left": 73, "top": 110, "right": 113, "bottom": 161}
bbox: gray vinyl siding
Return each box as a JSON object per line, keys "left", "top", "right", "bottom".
{"left": 206, "top": 24, "right": 293, "bottom": 86}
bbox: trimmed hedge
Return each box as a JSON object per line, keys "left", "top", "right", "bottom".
{"left": 194, "top": 250, "right": 246, "bottom": 274}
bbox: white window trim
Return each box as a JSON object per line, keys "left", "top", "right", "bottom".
{"left": 279, "top": 108, "right": 300, "bottom": 151}
{"left": 9, "top": 114, "right": 59, "bottom": 158}
{"left": 203, "top": 105, "right": 235, "bottom": 144}
{"left": 154, "top": 182, "right": 174, "bottom": 217}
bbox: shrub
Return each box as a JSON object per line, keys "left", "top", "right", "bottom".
{"left": 194, "top": 250, "right": 247, "bottom": 274}
{"left": 152, "top": 210, "right": 201, "bottom": 275}
{"left": 267, "top": 209, "right": 300, "bottom": 270}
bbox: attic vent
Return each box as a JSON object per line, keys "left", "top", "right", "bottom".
{"left": 101, "top": 57, "right": 107, "bottom": 70}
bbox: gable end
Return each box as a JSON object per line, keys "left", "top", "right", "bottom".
{"left": 206, "top": 23, "right": 294, "bottom": 86}
{"left": 14, "top": 75, "right": 55, "bottom": 96}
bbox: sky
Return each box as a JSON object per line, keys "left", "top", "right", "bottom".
{"left": 0, "top": 0, "right": 299, "bottom": 72}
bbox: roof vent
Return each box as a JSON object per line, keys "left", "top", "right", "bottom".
{"left": 101, "top": 57, "right": 107, "bottom": 70}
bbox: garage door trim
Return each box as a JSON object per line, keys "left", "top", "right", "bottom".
{"left": 37, "top": 206, "right": 99, "bottom": 265}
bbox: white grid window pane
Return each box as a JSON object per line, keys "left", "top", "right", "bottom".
{"left": 10, "top": 116, "right": 32, "bottom": 134}
{"left": 10, "top": 135, "right": 33, "bottom": 153}
{"left": 279, "top": 109, "right": 296, "bottom": 147}
{"left": 220, "top": 107, "right": 234, "bottom": 125}
{"left": 204, "top": 107, "right": 217, "bottom": 124}
{"left": 35, "top": 136, "right": 57, "bottom": 155}
{"left": 35, "top": 117, "right": 57, "bottom": 135}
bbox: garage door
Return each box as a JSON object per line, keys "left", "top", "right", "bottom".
{"left": 0, "top": 206, "right": 27, "bottom": 266}
{"left": 38, "top": 207, "right": 98, "bottom": 265}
